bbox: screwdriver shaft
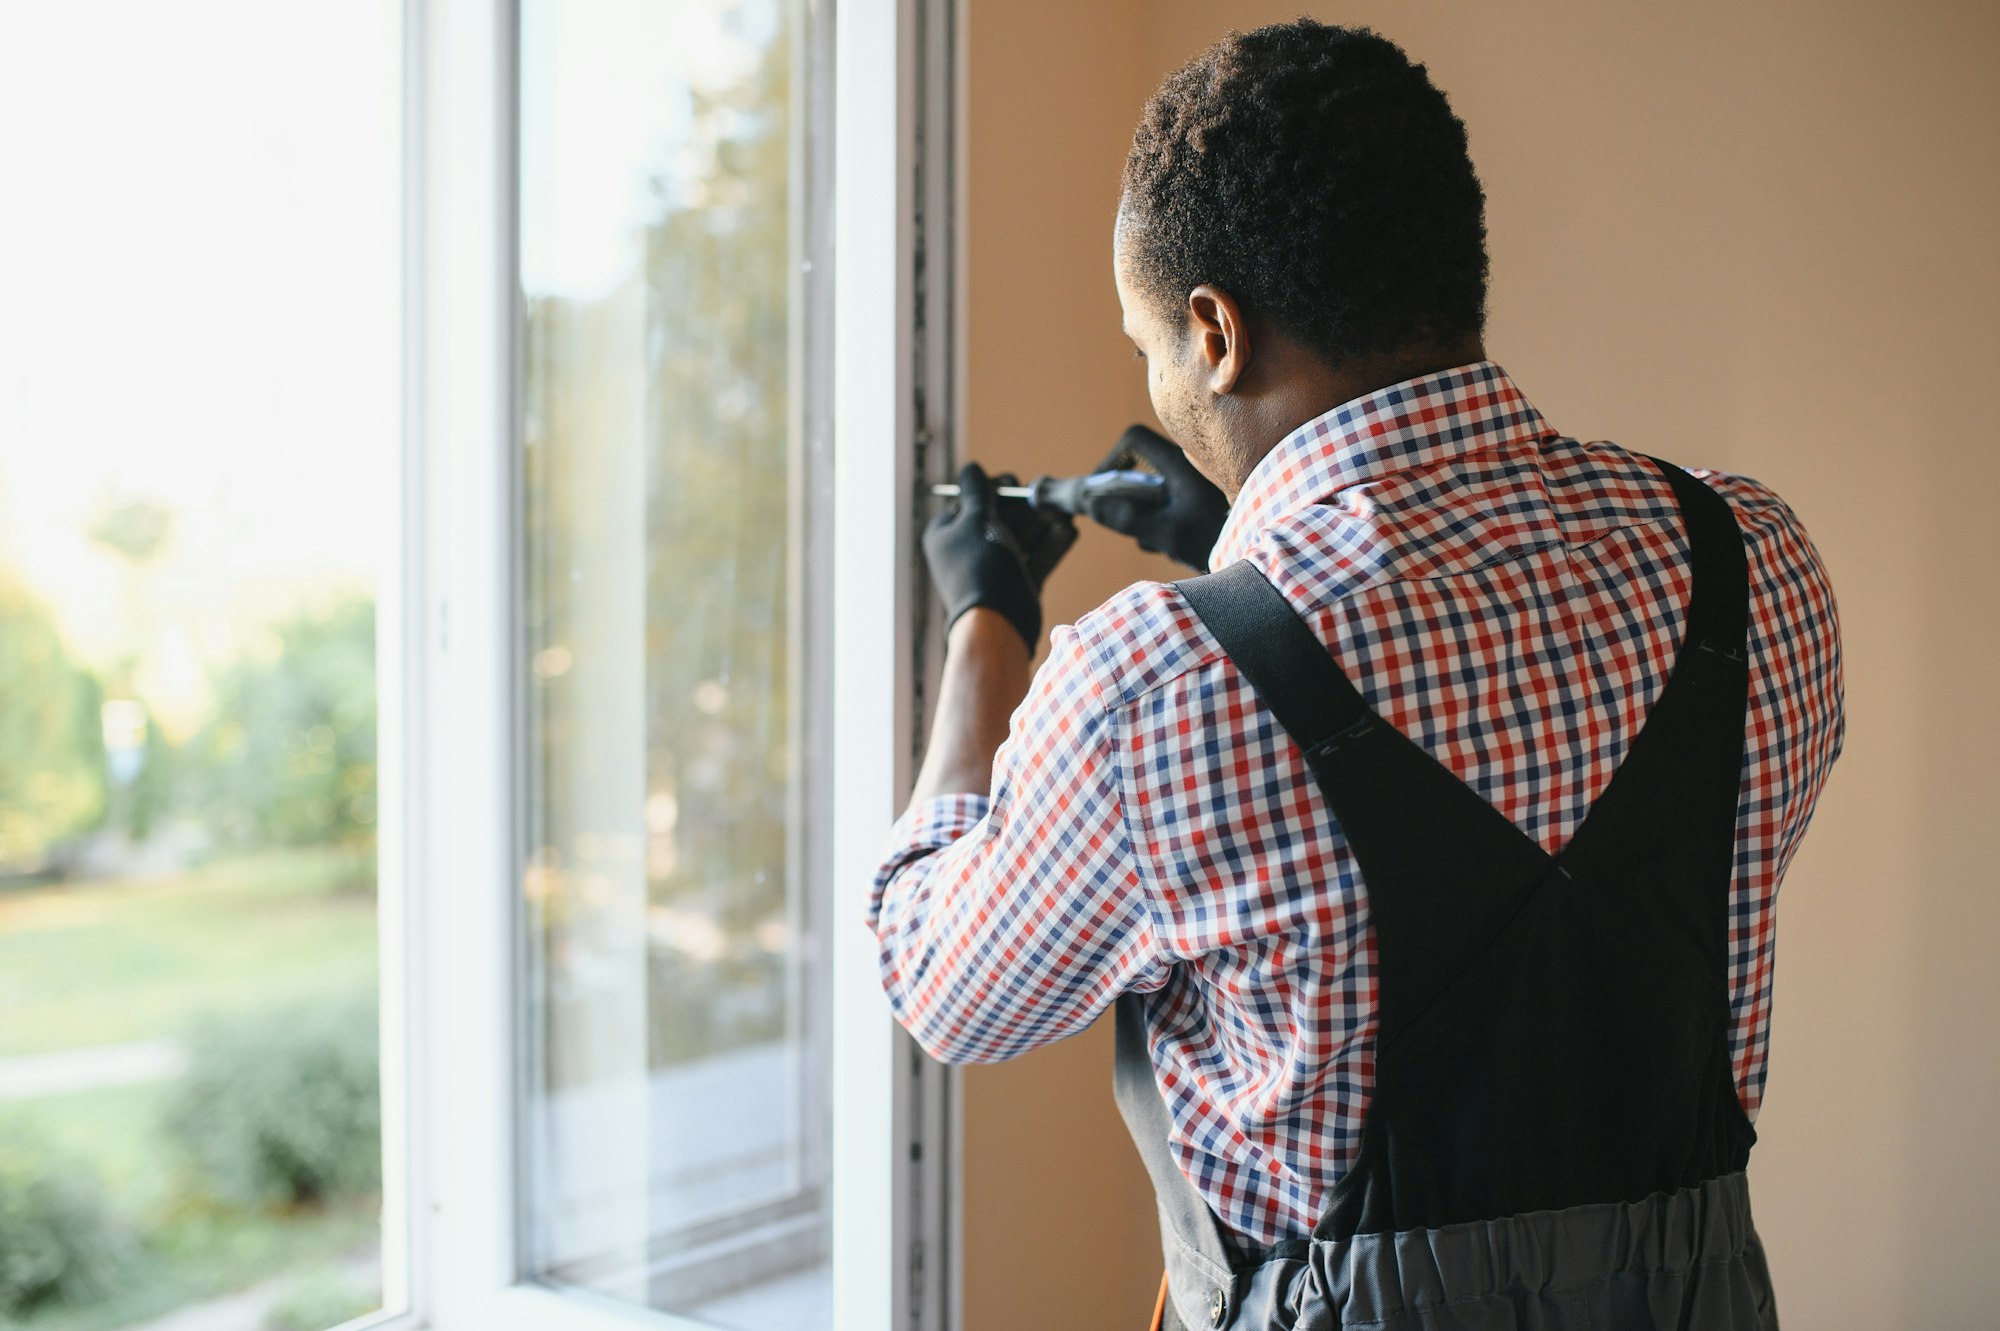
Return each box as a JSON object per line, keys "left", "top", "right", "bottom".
{"left": 930, "top": 484, "right": 1036, "bottom": 498}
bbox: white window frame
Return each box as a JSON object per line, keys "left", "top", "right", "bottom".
{"left": 397, "top": 1, "right": 960, "bottom": 1329}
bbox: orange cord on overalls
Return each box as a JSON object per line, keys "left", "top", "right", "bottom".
{"left": 1149, "top": 1269, "right": 1170, "bottom": 1331}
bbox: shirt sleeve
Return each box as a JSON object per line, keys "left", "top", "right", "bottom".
{"left": 864, "top": 622, "right": 1170, "bottom": 1065}
{"left": 1697, "top": 469, "right": 1846, "bottom": 1116}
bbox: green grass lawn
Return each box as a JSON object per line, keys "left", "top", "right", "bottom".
{"left": 0, "top": 848, "right": 382, "bottom": 1330}
{"left": 0, "top": 849, "right": 378, "bottom": 1058}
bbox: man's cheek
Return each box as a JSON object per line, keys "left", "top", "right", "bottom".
{"left": 1146, "top": 379, "right": 1178, "bottom": 443}
{"left": 1154, "top": 381, "right": 1200, "bottom": 454}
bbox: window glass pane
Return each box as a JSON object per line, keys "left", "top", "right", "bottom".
{"left": 0, "top": 4, "right": 400, "bottom": 1330}
{"left": 517, "top": 0, "right": 831, "bottom": 1325}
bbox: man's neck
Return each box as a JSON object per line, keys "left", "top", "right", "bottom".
{"left": 1216, "top": 339, "right": 1487, "bottom": 496}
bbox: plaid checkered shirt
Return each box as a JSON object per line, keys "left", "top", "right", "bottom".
{"left": 867, "top": 361, "right": 1845, "bottom": 1248}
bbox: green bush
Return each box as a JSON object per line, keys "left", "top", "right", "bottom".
{"left": 164, "top": 994, "right": 381, "bottom": 1209}
{"left": 0, "top": 579, "right": 107, "bottom": 873}
{"left": 261, "top": 1266, "right": 378, "bottom": 1331}
{"left": 0, "top": 1125, "right": 128, "bottom": 1316}
{"left": 187, "top": 599, "right": 377, "bottom": 886}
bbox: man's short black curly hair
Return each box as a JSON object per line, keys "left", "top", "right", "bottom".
{"left": 1120, "top": 21, "right": 1488, "bottom": 367}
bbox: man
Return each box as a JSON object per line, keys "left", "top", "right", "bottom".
{"left": 868, "top": 20, "right": 1842, "bottom": 1331}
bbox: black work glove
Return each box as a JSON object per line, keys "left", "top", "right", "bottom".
{"left": 923, "top": 463, "right": 1076, "bottom": 650}
{"left": 1086, "top": 424, "right": 1232, "bottom": 572}
{"left": 990, "top": 471, "right": 1079, "bottom": 591}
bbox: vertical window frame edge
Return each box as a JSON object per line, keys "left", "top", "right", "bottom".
{"left": 364, "top": 0, "right": 436, "bottom": 1325}
{"left": 418, "top": 0, "right": 528, "bottom": 1321}
{"left": 829, "top": 1, "right": 956, "bottom": 1330}
{"left": 907, "top": 0, "right": 962, "bottom": 1325}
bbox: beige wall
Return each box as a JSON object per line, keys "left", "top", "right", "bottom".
{"left": 961, "top": 2, "right": 2000, "bottom": 1327}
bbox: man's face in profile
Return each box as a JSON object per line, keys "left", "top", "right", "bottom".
{"left": 1113, "top": 214, "right": 1230, "bottom": 493}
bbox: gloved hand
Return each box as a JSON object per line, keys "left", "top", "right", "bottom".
{"left": 923, "top": 463, "right": 1076, "bottom": 650}
{"left": 1086, "top": 424, "right": 1232, "bottom": 572}
{"left": 991, "top": 471, "right": 1079, "bottom": 592}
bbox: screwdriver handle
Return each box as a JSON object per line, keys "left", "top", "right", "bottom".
{"left": 1030, "top": 470, "right": 1167, "bottom": 516}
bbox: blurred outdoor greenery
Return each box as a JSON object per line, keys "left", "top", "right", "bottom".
{"left": 0, "top": 580, "right": 107, "bottom": 871}
{"left": 0, "top": 587, "right": 382, "bottom": 1328}
{"left": 259, "top": 1268, "right": 378, "bottom": 1331}
{"left": 0, "top": 854, "right": 380, "bottom": 1331}
{"left": 165, "top": 993, "right": 382, "bottom": 1209}
{"left": 0, "top": 1121, "right": 130, "bottom": 1320}
{"left": 185, "top": 601, "right": 379, "bottom": 890}
{"left": 0, "top": 593, "right": 377, "bottom": 892}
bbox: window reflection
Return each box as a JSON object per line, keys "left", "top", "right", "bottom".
{"left": 518, "top": 0, "right": 830, "bottom": 1324}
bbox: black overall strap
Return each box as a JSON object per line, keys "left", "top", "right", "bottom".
{"left": 1172, "top": 562, "right": 1376, "bottom": 765}
{"left": 1176, "top": 562, "right": 1557, "bottom": 1046}
{"left": 1557, "top": 458, "right": 1750, "bottom": 876}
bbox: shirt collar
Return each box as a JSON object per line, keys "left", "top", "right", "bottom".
{"left": 1208, "top": 360, "right": 1553, "bottom": 569}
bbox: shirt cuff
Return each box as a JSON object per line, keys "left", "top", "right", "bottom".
{"left": 865, "top": 793, "right": 992, "bottom": 930}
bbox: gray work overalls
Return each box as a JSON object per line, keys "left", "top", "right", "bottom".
{"left": 1114, "top": 457, "right": 1779, "bottom": 1330}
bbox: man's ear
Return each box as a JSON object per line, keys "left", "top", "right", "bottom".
{"left": 1186, "top": 284, "right": 1250, "bottom": 395}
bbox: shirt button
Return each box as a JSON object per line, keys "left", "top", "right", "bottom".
{"left": 1208, "top": 1287, "right": 1227, "bottom": 1326}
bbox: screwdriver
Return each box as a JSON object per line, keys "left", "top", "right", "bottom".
{"left": 930, "top": 469, "right": 1167, "bottom": 516}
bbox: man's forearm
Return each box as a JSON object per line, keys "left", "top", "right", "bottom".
{"left": 908, "top": 608, "right": 1034, "bottom": 803}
